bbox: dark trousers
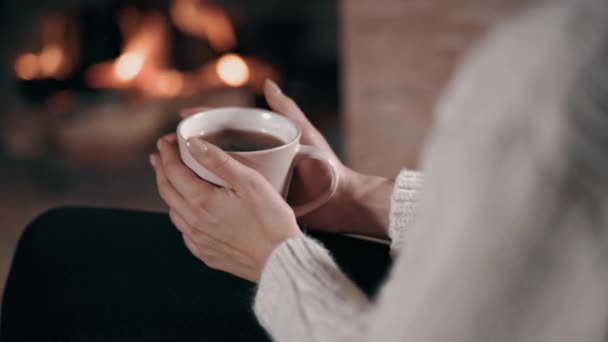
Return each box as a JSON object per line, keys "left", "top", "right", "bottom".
{"left": 1, "top": 207, "right": 391, "bottom": 341}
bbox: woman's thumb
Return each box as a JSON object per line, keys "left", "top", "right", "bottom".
{"left": 187, "top": 138, "right": 249, "bottom": 187}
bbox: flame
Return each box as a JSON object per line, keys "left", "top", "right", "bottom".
{"left": 115, "top": 52, "right": 145, "bottom": 81}
{"left": 116, "top": 12, "right": 167, "bottom": 78}
{"left": 199, "top": 3, "right": 237, "bottom": 52}
{"left": 15, "top": 14, "right": 75, "bottom": 80}
{"left": 216, "top": 54, "right": 249, "bottom": 87}
{"left": 83, "top": 5, "right": 278, "bottom": 98}
{"left": 39, "top": 14, "right": 74, "bottom": 79}
{"left": 171, "top": 0, "right": 236, "bottom": 51}
{"left": 87, "top": 11, "right": 169, "bottom": 90}
{"left": 14, "top": 53, "right": 40, "bottom": 80}
{"left": 39, "top": 44, "right": 65, "bottom": 77}
{"left": 170, "top": 0, "right": 199, "bottom": 34}
{"left": 150, "top": 69, "right": 184, "bottom": 98}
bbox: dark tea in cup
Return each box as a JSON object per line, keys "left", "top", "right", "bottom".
{"left": 196, "top": 129, "right": 285, "bottom": 152}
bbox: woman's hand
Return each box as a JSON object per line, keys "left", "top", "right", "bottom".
{"left": 150, "top": 135, "right": 303, "bottom": 282}
{"left": 262, "top": 80, "right": 393, "bottom": 238}
{"left": 174, "top": 79, "right": 394, "bottom": 240}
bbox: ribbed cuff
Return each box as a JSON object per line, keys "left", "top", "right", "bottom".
{"left": 389, "top": 170, "right": 424, "bottom": 254}
{"left": 254, "top": 236, "right": 368, "bottom": 333}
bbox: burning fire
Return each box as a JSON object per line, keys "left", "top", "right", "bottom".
{"left": 14, "top": 53, "right": 39, "bottom": 81}
{"left": 14, "top": 14, "right": 74, "bottom": 80}
{"left": 39, "top": 44, "right": 65, "bottom": 77}
{"left": 17, "top": 3, "right": 278, "bottom": 98}
{"left": 86, "top": 6, "right": 268, "bottom": 97}
{"left": 170, "top": 0, "right": 236, "bottom": 52}
{"left": 115, "top": 52, "right": 145, "bottom": 82}
{"left": 86, "top": 11, "right": 168, "bottom": 89}
{"left": 216, "top": 54, "right": 250, "bottom": 87}
{"left": 154, "top": 70, "right": 184, "bottom": 98}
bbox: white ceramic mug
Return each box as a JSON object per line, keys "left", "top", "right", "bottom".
{"left": 177, "top": 107, "right": 339, "bottom": 217}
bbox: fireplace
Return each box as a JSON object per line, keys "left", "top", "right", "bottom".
{"left": 0, "top": 0, "right": 338, "bottom": 168}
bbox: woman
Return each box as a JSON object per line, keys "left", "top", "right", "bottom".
{"left": 3, "top": 0, "right": 608, "bottom": 340}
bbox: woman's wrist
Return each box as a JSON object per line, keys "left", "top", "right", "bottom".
{"left": 258, "top": 226, "right": 305, "bottom": 281}
{"left": 340, "top": 170, "right": 394, "bottom": 239}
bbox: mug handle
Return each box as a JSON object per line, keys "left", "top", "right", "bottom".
{"left": 291, "top": 145, "right": 339, "bottom": 217}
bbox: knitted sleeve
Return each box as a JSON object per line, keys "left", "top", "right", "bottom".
{"left": 388, "top": 170, "right": 424, "bottom": 254}
{"left": 254, "top": 237, "right": 369, "bottom": 342}
{"left": 253, "top": 170, "right": 423, "bottom": 341}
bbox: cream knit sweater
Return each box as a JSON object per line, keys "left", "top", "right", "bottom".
{"left": 254, "top": 1, "right": 608, "bottom": 341}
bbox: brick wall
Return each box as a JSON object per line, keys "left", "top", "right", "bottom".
{"left": 341, "top": 0, "right": 531, "bottom": 176}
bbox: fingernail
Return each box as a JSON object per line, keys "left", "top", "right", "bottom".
{"left": 265, "top": 79, "right": 282, "bottom": 94}
{"left": 187, "top": 138, "right": 208, "bottom": 156}
{"left": 149, "top": 154, "right": 157, "bottom": 167}
{"left": 157, "top": 138, "right": 163, "bottom": 151}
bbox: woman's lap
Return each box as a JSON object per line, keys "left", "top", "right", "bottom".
{"left": 1, "top": 207, "right": 391, "bottom": 341}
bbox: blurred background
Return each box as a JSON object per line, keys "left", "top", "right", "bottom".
{"left": 0, "top": 0, "right": 530, "bottom": 302}
{"left": 0, "top": 0, "right": 338, "bottom": 300}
